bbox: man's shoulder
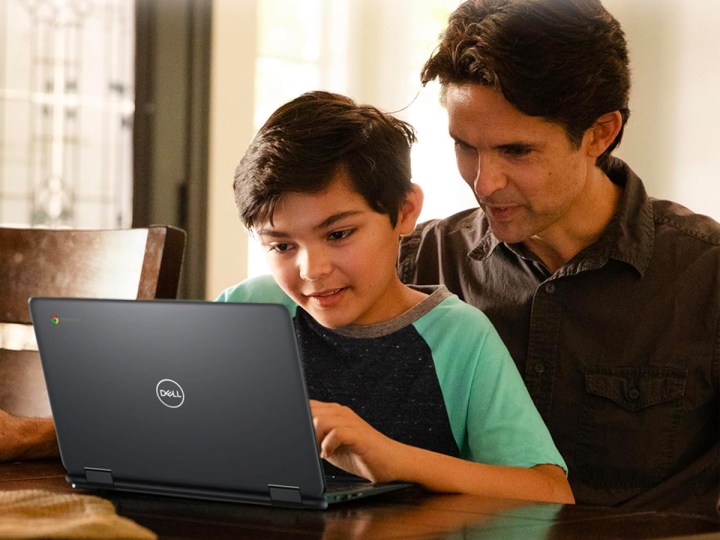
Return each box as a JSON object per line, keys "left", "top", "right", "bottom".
{"left": 401, "top": 207, "right": 488, "bottom": 260}
{"left": 651, "top": 198, "right": 720, "bottom": 248}
{"left": 412, "top": 207, "right": 487, "bottom": 238}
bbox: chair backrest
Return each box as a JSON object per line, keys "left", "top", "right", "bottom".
{"left": 0, "top": 226, "right": 186, "bottom": 417}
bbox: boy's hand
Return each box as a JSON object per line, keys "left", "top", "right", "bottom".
{"left": 309, "top": 400, "right": 404, "bottom": 483}
{"left": 309, "top": 400, "right": 574, "bottom": 503}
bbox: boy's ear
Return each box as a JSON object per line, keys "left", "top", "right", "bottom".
{"left": 586, "top": 110, "right": 623, "bottom": 159}
{"left": 396, "top": 183, "right": 424, "bottom": 235}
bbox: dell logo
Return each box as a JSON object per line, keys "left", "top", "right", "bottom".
{"left": 156, "top": 379, "right": 185, "bottom": 408}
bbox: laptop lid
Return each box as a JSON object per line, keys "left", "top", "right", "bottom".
{"left": 30, "top": 297, "right": 361, "bottom": 509}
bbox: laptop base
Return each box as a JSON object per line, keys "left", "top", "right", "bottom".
{"left": 69, "top": 475, "right": 328, "bottom": 509}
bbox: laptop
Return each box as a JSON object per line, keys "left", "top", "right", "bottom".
{"left": 29, "top": 297, "right": 413, "bottom": 509}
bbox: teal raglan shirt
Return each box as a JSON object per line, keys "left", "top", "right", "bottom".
{"left": 216, "top": 275, "right": 567, "bottom": 472}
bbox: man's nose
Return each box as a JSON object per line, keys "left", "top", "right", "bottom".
{"left": 472, "top": 155, "right": 507, "bottom": 199}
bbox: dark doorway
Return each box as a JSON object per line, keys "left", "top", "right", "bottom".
{"left": 133, "top": 0, "right": 211, "bottom": 300}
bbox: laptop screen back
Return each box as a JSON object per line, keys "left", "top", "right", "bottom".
{"left": 30, "top": 298, "right": 326, "bottom": 503}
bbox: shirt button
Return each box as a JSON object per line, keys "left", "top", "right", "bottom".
{"left": 545, "top": 283, "right": 556, "bottom": 294}
{"left": 534, "top": 362, "right": 546, "bottom": 375}
{"left": 627, "top": 388, "right": 640, "bottom": 400}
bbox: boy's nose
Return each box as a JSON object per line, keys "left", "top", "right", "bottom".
{"left": 299, "top": 250, "right": 332, "bottom": 281}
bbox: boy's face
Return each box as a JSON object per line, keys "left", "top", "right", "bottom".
{"left": 256, "top": 171, "right": 419, "bottom": 328}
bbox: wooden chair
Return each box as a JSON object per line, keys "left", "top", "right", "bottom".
{"left": 0, "top": 226, "right": 186, "bottom": 418}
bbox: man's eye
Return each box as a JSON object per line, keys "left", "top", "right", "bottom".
{"left": 502, "top": 145, "right": 532, "bottom": 157}
{"left": 454, "top": 140, "right": 475, "bottom": 153}
{"left": 328, "top": 229, "right": 354, "bottom": 241}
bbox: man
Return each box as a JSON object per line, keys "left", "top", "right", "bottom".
{"left": 398, "top": 0, "right": 719, "bottom": 517}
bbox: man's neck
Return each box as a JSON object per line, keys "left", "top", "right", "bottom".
{"left": 523, "top": 171, "right": 623, "bottom": 274}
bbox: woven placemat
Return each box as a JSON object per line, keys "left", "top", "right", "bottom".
{"left": 0, "top": 489, "right": 156, "bottom": 539}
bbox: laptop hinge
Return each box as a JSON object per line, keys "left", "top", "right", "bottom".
{"left": 84, "top": 467, "right": 114, "bottom": 486}
{"left": 268, "top": 484, "right": 302, "bottom": 506}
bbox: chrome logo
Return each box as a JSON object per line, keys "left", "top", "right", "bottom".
{"left": 156, "top": 379, "right": 185, "bottom": 408}
{"left": 50, "top": 315, "right": 60, "bottom": 325}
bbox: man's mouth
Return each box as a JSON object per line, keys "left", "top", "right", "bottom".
{"left": 484, "top": 204, "right": 520, "bottom": 222}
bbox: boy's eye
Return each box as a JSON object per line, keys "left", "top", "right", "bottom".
{"left": 268, "top": 242, "right": 291, "bottom": 253}
{"left": 328, "top": 229, "right": 354, "bottom": 242}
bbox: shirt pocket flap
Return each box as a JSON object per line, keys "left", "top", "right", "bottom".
{"left": 584, "top": 366, "right": 687, "bottom": 412}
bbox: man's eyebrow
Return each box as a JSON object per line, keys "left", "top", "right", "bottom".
{"left": 256, "top": 211, "right": 363, "bottom": 237}
{"left": 449, "top": 131, "right": 469, "bottom": 145}
{"left": 450, "top": 132, "right": 538, "bottom": 152}
{"left": 495, "top": 141, "right": 536, "bottom": 150}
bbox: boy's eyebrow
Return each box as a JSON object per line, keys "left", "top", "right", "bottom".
{"left": 256, "top": 211, "right": 363, "bottom": 237}
{"left": 315, "top": 210, "right": 363, "bottom": 230}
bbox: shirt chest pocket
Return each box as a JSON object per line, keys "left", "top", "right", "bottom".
{"left": 584, "top": 367, "right": 687, "bottom": 412}
{"left": 576, "top": 365, "right": 687, "bottom": 488}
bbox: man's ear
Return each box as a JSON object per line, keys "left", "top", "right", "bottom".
{"left": 586, "top": 110, "right": 623, "bottom": 159}
{"left": 396, "top": 183, "right": 424, "bottom": 235}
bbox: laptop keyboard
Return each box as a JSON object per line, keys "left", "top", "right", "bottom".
{"left": 324, "top": 476, "right": 374, "bottom": 493}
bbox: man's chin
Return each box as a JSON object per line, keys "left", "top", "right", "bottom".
{"left": 488, "top": 224, "right": 529, "bottom": 245}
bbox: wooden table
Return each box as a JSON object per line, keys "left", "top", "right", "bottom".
{"left": 1, "top": 460, "right": 718, "bottom": 539}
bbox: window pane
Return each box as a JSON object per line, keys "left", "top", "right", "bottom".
{"left": 0, "top": 0, "right": 134, "bottom": 228}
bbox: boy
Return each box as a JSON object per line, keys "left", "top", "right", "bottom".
{"left": 217, "top": 91, "right": 573, "bottom": 504}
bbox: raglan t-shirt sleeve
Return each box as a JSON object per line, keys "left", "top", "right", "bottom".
{"left": 413, "top": 295, "right": 567, "bottom": 473}
{"left": 214, "top": 275, "right": 298, "bottom": 315}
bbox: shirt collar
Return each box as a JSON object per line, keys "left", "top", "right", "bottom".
{"left": 468, "top": 158, "right": 655, "bottom": 276}
{"left": 468, "top": 226, "right": 502, "bottom": 261}
{"left": 599, "top": 158, "right": 655, "bottom": 276}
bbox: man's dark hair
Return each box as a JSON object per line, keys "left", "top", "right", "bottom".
{"left": 421, "top": 0, "right": 630, "bottom": 169}
{"left": 234, "top": 91, "right": 417, "bottom": 230}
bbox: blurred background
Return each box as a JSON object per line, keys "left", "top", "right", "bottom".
{"left": 1, "top": 0, "right": 718, "bottom": 299}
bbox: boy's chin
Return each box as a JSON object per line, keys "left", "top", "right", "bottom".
{"left": 308, "top": 311, "right": 351, "bottom": 329}
{"left": 302, "top": 305, "right": 360, "bottom": 329}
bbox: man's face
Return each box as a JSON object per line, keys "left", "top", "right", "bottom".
{"left": 445, "top": 84, "right": 596, "bottom": 245}
{"left": 256, "top": 171, "right": 413, "bottom": 328}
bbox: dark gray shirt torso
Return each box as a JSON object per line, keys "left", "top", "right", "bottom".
{"left": 399, "top": 158, "right": 720, "bottom": 517}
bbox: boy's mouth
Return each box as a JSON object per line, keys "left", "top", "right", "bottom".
{"left": 305, "top": 288, "right": 346, "bottom": 308}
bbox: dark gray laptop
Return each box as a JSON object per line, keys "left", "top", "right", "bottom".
{"left": 29, "top": 297, "right": 412, "bottom": 509}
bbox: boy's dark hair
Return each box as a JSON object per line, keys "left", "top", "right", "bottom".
{"left": 234, "top": 91, "right": 417, "bottom": 230}
{"left": 421, "top": 0, "right": 630, "bottom": 169}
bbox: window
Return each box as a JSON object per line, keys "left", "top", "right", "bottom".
{"left": 247, "top": 0, "right": 476, "bottom": 278}
{"left": 0, "top": 0, "right": 134, "bottom": 228}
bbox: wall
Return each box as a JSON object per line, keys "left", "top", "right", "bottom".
{"left": 605, "top": 0, "right": 720, "bottom": 218}
{"left": 205, "top": 0, "right": 256, "bottom": 299}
